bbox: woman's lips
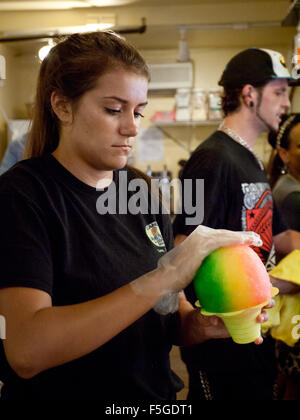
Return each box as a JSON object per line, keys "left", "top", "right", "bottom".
{"left": 112, "top": 145, "right": 132, "bottom": 152}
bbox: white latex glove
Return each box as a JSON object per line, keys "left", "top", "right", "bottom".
{"left": 154, "top": 226, "right": 262, "bottom": 314}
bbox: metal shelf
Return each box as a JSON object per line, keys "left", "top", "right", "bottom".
{"left": 151, "top": 120, "right": 221, "bottom": 153}
{"left": 151, "top": 120, "right": 221, "bottom": 127}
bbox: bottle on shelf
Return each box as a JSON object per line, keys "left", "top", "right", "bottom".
{"left": 208, "top": 88, "right": 223, "bottom": 120}
{"left": 161, "top": 164, "right": 172, "bottom": 213}
{"left": 175, "top": 88, "right": 192, "bottom": 122}
{"left": 161, "top": 164, "right": 170, "bottom": 184}
{"left": 191, "top": 88, "right": 208, "bottom": 122}
{"left": 293, "top": 26, "right": 300, "bottom": 79}
{"left": 146, "top": 165, "right": 152, "bottom": 177}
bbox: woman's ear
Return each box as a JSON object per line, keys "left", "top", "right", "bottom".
{"left": 278, "top": 147, "right": 290, "bottom": 165}
{"left": 51, "top": 91, "right": 72, "bottom": 124}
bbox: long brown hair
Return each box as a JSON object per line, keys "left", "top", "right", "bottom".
{"left": 25, "top": 31, "right": 150, "bottom": 159}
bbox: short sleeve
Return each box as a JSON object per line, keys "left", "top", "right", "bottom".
{"left": 0, "top": 193, "right": 53, "bottom": 295}
{"left": 272, "top": 199, "right": 289, "bottom": 235}
{"left": 280, "top": 192, "right": 300, "bottom": 232}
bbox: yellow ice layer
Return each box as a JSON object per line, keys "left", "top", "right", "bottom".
{"left": 264, "top": 251, "right": 300, "bottom": 347}
{"left": 269, "top": 250, "right": 300, "bottom": 285}
{"left": 263, "top": 293, "right": 300, "bottom": 347}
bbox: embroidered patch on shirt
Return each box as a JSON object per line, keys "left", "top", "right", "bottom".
{"left": 145, "top": 222, "right": 167, "bottom": 253}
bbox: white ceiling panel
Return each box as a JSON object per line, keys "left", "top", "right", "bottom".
{"left": 0, "top": 0, "right": 138, "bottom": 11}
{"left": 0, "top": 0, "right": 295, "bottom": 53}
{"left": 0, "top": 0, "right": 291, "bottom": 11}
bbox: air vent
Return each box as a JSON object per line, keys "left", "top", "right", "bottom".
{"left": 148, "top": 62, "right": 193, "bottom": 91}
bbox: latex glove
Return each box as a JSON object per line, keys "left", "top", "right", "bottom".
{"left": 154, "top": 226, "right": 262, "bottom": 314}
{"left": 132, "top": 225, "right": 262, "bottom": 315}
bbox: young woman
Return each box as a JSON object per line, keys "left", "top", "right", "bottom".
{"left": 0, "top": 31, "right": 265, "bottom": 400}
{"left": 268, "top": 113, "right": 300, "bottom": 232}
{"left": 268, "top": 114, "right": 300, "bottom": 399}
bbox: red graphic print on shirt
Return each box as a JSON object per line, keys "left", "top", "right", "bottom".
{"left": 241, "top": 183, "right": 275, "bottom": 269}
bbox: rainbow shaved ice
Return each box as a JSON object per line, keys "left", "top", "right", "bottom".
{"left": 193, "top": 244, "right": 272, "bottom": 313}
{"left": 193, "top": 244, "right": 278, "bottom": 344}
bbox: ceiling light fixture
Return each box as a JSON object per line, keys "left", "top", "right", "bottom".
{"left": 0, "top": 1, "right": 137, "bottom": 11}
{"left": 0, "top": 2, "right": 87, "bottom": 11}
{"left": 83, "top": 0, "right": 137, "bottom": 6}
{"left": 38, "top": 39, "right": 55, "bottom": 61}
{"left": 0, "top": 55, "right": 6, "bottom": 87}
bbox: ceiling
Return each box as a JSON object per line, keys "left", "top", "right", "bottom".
{"left": 0, "top": 0, "right": 291, "bottom": 10}
{"left": 0, "top": 0, "right": 295, "bottom": 54}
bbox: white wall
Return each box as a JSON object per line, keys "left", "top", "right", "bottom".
{"left": 0, "top": 39, "right": 296, "bottom": 176}
{"left": 0, "top": 45, "right": 17, "bottom": 159}
{"left": 138, "top": 44, "right": 293, "bottom": 178}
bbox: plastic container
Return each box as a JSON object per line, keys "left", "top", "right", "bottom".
{"left": 208, "top": 88, "right": 222, "bottom": 120}
{"left": 191, "top": 89, "right": 208, "bottom": 121}
{"left": 293, "top": 29, "right": 300, "bottom": 79}
{"left": 175, "top": 88, "right": 191, "bottom": 108}
{"left": 175, "top": 88, "right": 191, "bottom": 121}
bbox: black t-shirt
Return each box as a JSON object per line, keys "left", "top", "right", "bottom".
{"left": 0, "top": 155, "right": 180, "bottom": 401}
{"left": 279, "top": 192, "right": 300, "bottom": 231}
{"left": 173, "top": 131, "right": 286, "bottom": 267}
{"left": 173, "top": 131, "right": 286, "bottom": 397}
{"left": 272, "top": 174, "right": 300, "bottom": 232}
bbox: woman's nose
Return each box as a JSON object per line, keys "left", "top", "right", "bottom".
{"left": 120, "top": 114, "right": 139, "bottom": 137}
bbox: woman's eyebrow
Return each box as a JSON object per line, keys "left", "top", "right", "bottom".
{"left": 103, "top": 96, "right": 148, "bottom": 107}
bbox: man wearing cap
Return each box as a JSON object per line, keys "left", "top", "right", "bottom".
{"left": 173, "top": 48, "right": 300, "bottom": 400}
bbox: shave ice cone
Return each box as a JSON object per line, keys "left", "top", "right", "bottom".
{"left": 193, "top": 244, "right": 278, "bottom": 344}
{"left": 199, "top": 288, "right": 278, "bottom": 344}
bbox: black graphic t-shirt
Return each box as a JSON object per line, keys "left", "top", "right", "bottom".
{"left": 173, "top": 131, "right": 287, "bottom": 398}
{"left": 173, "top": 131, "right": 286, "bottom": 264}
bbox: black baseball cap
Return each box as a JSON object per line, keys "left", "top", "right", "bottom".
{"left": 219, "top": 48, "right": 294, "bottom": 88}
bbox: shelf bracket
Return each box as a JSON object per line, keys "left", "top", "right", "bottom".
{"left": 156, "top": 126, "right": 192, "bottom": 153}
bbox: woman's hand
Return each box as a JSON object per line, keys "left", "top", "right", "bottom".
{"left": 178, "top": 295, "right": 274, "bottom": 346}
{"left": 253, "top": 299, "right": 274, "bottom": 345}
{"left": 273, "top": 230, "right": 300, "bottom": 255}
{"left": 270, "top": 276, "right": 300, "bottom": 295}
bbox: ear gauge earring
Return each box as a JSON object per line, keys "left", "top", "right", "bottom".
{"left": 249, "top": 101, "right": 254, "bottom": 108}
